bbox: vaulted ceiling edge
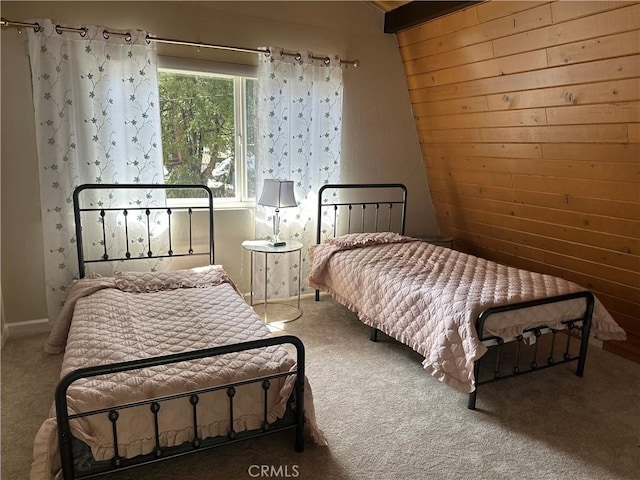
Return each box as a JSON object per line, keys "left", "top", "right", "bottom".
{"left": 383, "top": 1, "right": 483, "bottom": 34}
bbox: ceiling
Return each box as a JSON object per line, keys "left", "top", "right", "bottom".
{"left": 370, "top": 1, "right": 412, "bottom": 13}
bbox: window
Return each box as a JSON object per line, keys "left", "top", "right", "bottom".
{"left": 158, "top": 57, "right": 256, "bottom": 206}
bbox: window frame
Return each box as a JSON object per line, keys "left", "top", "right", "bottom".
{"left": 157, "top": 56, "right": 257, "bottom": 209}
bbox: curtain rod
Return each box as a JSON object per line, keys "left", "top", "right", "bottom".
{"left": 0, "top": 17, "right": 360, "bottom": 68}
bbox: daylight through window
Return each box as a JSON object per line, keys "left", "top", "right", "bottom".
{"left": 158, "top": 67, "right": 256, "bottom": 204}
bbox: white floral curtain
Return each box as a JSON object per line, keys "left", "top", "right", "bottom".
{"left": 255, "top": 48, "right": 343, "bottom": 299}
{"left": 27, "top": 19, "right": 166, "bottom": 321}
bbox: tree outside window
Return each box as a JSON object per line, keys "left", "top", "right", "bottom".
{"left": 158, "top": 70, "right": 255, "bottom": 201}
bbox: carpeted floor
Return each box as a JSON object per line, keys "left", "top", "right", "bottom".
{"left": 2, "top": 295, "right": 639, "bottom": 480}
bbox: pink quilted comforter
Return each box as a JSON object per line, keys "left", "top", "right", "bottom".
{"left": 32, "top": 266, "right": 325, "bottom": 480}
{"left": 306, "top": 233, "right": 626, "bottom": 394}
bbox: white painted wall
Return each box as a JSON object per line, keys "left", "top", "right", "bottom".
{"left": 0, "top": 1, "right": 438, "bottom": 326}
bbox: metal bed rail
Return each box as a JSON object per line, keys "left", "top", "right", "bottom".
{"left": 55, "top": 335, "right": 306, "bottom": 480}
{"left": 467, "top": 291, "right": 594, "bottom": 410}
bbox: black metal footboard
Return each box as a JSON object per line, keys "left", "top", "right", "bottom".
{"left": 55, "top": 335, "right": 305, "bottom": 480}
{"left": 467, "top": 291, "right": 594, "bottom": 410}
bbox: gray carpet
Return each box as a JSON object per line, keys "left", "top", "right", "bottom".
{"left": 2, "top": 295, "right": 639, "bottom": 480}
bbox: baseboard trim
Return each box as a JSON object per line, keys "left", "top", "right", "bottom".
{"left": 6, "top": 318, "right": 51, "bottom": 336}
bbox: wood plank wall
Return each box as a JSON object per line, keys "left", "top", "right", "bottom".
{"left": 397, "top": 1, "right": 640, "bottom": 362}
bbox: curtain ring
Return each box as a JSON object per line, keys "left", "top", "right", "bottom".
{"left": 145, "top": 34, "right": 151, "bottom": 45}
{"left": 294, "top": 52, "right": 302, "bottom": 63}
{"left": 323, "top": 56, "right": 330, "bottom": 66}
{"left": 54, "top": 24, "right": 62, "bottom": 35}
{"left": 79, "top": 27, "right": 87, "bottom": 37}
{"left": 103, "top": 30, "right": 131, "bottom": 42}
{"left": 34, "top": 22, "right": 41, "bottom": 33}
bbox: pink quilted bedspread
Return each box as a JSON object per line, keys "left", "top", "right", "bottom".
{"left": 31, "top": 266, "right": 325, "bottom": 480}
{"left": 306, "top": 233, "right": 626, "bottom": 394}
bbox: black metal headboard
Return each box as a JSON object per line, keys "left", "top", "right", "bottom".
{"left": 316, "top": 183, "right": 407, "bottom": 244}
{"left": 73, "top": 184, "right": 214, "bottom": 278}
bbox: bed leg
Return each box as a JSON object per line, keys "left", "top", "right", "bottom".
{"left": 467, "top": 390, "right": 477, "bottom": 410}
{"left": 293, "top": 337, "right": 305, "bottom": 453}
{"left": 370, "top": 328, "right": 378, "bottom": 342}
{"left": 315, "top": 289, "right": 320, "bottom": 301}
{"left": 576, "top": 325, "right": 590, "bottom": 377}
{"left": 468, "top": 360, "right": 480, "bottom": 409}
{"left": 576, "top": 292, "right": 594, "bottom": 377}
{"left": 295, "top": 427, "right": 304, "bottom": 453}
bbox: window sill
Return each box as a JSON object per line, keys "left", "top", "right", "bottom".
{"left": 215, "top": 201, "right": 256, "bottom": 211}
{"left": 166, "top": 198, "right": 255, "bottom": 211}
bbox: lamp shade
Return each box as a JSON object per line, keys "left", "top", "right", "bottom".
{"left": 258, "top": 179, "right": 297, "bottom": 208}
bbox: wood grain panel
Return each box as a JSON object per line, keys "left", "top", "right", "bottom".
{"left": 426, "top": 143, "right": 542, "bottom": 159}
{"left": 540, "top": 143, "right": 640, "bottom": 163}
{"left": 511, "top": 174, "right": 639, "bottom": 203}
{"left": 493, "top": 4, "right": 640, "bottom": 57}
{"left": 429, "top": 188, "right": 640, "bottom": 238}
{"left": 426, "top": 155, "right": 639, "bottom": 183}
{"left": 446, "top": 214, "right": 639, "bottom": 273}
{"left": 547, "top": 30, "right": 640, "bottom": 66}
{"left": 610, "top": 313, "right": 640, "bottom": 338}
{"left": 421, "top": 124, "right": 628, "bottom": 144}
{"left": 412, "top": 96, "right": 489, "bottom": 116}
{"left": 551, "top": 1, "right": 639, "bottom": 24}
{"left": 410, "top": 56, "right": 640, "bottom": 101}
{"left": 435, "top": 205, "right": 639, "bottom": 257}
{"left": 407, "top": 50, "right": 548, "bottom": 89}
{"left": 417, "top": 108, "right": 547, "bottom": 129}
{"left": 426, "top": 177, "right": 640, "bottom": 221}
{"left": 546, "top": 101, "right": 640, "bottom": 125}
{"left": 476, "top": 1, "right": 550, "bottom": 23}
{"left": 486, "top": 78, "right": 640, "bottom": 110}
{"left": 400, "top": 0, "right": 640, "bottom": 361}
{"left": 426, "top": 167, "right": 514, "bottom": 188}
{"left": 401, "top": 4, "right": 552, "bottom": 60}
{"left": 396, "top": 6, "right": 479, "bottom": 47}
{"left": 403, "top": 42, "right": 494, "bottom": 77}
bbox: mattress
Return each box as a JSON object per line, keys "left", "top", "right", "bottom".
{"left": 31, "top": 266, "right": 325, "bottom": 480}
{"left": 306, "top": 232, "right": 627, "bottom": 393}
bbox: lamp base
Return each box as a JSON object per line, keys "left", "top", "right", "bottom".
{"left": 268, "top": 211, "right": 287, "bottom": 247}
{"left": 269, "top": 228, "right": 286, "bottom": 247}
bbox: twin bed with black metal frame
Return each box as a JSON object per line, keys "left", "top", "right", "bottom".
{"left": 31, "top": 184, "right": 323, "bottom": 480}
{"left": 308, "top": 183, "right": 626, "bottom": 410}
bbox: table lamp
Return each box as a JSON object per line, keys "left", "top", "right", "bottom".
{"left": 258, "top": 179, "right": 297, "bottom": 247}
